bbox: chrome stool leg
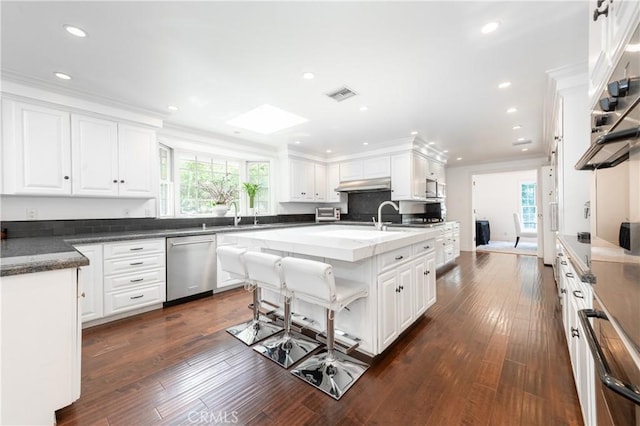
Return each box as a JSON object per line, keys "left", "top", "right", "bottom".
{"left": 290, "top": 309, "right": 369, "bottom": 400}
{"left": 226, "top": 285, "right": 282, "bottom": 345}
{"left": 253, "top": 295, "right": 320, "bottom": 368}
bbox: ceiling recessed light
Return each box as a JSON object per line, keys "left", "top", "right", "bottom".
{"left": 411, "top": 131, "right": 418, "bottom": 135}
{"left": 64, "top": 25, "right": 87, "bottom": 37}
{"left": 363, "top": 142, "right": 369, "bottom": 146}
{"left": 54, "top": 72, "right": 71, "bottom": 80}
{"left": 443, "top": 150, "right": 449, "bottom": 153}
{"left": 428, "top": 141, "right": 436, "bottom": 145}
{"left": 481, "top": 21, "right": 500, "bottom": 34}
{"left": 626, "top": 43, "right": 640, "bottom": 53}
{"left": 226, "top": 104, "right": 308, "bottom": 134}
{"left": 326, "top": 149, "right": 332, "bottom": 153}
{"left": 294, "top": 140, "right": 301, "bottom": 144}
{"left": 507, "top": 107, "right": 517, "bottom": 114}
{"left": 517, "top": 137, "right": 525, "bottom": 142}
{"left": 456, "top": 157, "right": 462, "bottom": 161}
{"left": 302, "top": 72, "right": 315, "bottom": 80}
{"left": 498, "top": 81, "right": 511, "bottom": 89}
{"left": 522, "top": 148, "right": 529, "bottom": 152}
{"left": 359, "top": 106, "right": 368, "bottom": 111}
{"left": 167, "top": 105, "right": 179, "bottom": 111}
{"left": 512, "top": 125, "right": 522, "bottom": 130}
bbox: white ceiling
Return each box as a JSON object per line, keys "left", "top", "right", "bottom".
{"left": 1, "top": 1, "right": 588, "bottom": 165}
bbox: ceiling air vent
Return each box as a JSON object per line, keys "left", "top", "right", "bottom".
{"left": 512, "top": 139, "right": 532, "bottom": 146}
{"left": 326, "top": 86, "right": 358, "bottom": 102}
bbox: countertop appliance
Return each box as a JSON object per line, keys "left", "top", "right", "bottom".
{"left": 316, "top": 207, "right": 341, "bottom": 222}
{"left": 577, "top": 22, "right": 640, "bottom": 423}
{"left": 165, "top": 235, "right": 216, "bottom": 305}
{"left": 425, "top": 178, "right": 445, "bottom": 200}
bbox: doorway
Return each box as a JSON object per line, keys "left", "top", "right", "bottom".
{"left": 471, "top": 169, "right": 539, "bottom": 256}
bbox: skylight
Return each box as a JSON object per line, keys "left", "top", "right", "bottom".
{"left": 227, "top": 104, "right": 308, "bottom": 134}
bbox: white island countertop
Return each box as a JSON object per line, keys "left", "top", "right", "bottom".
{"left": 225, "top": 224, "right": 439, "bottom": 262}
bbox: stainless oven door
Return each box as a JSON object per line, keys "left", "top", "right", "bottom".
{"left": 580, "top": 302, "right": 640, "bottom": 425}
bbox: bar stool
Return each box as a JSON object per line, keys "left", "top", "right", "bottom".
{"left": 280, "top": 256, "right": 369, "bottom": 400}
{"left": 243, "top": 251, "right": 320, "bottom": 368}
{"left": 217, "top": 246, "right": 282, "bottom": 345}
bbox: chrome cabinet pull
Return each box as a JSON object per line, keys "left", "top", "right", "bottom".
{"left": 571, "top": 327, "right": 579, "bottom": 338}
{"left": 395, "top": 255, "right": 404, "bottom": 260}
{"left": 573, "top": 290, "right": 584, "bottom": 299}
{"left": 565, "top": 272, "right": 574, "bottom": 278}
{"left": 579, "top": 309, "right": 640, "bottom": 405}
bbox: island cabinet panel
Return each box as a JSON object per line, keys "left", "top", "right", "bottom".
{"left": 1, "top": 268, "right": 81, "bottom": 425}
{"left": 227, "top": 225, "right": 440, "bottom": 356}
{"left": 75, "top": 244, "right": 104, "bottom": 322}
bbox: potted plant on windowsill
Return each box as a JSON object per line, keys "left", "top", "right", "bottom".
{"left": 242, "top": 182, "right": 261, "bottom": 216}
{"left": 198, "top": 177, "right": 238, "bottom": 217}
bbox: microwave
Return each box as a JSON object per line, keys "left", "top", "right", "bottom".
{"left": 315, "top": 207, "right": 341, "bottom": 222}
{"left": 426, "top": 178, "right": 445, "bottom": 199}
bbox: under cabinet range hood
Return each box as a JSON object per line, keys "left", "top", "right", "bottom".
{"left": 334, "top": 177, "right": 391, "bottom": 192}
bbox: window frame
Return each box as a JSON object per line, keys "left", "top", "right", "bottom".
{"left": 158, "top": 144, "right": 174, "bottom": 217}
{"left": 519, "top": 180, "right": 537, "bottom": 231}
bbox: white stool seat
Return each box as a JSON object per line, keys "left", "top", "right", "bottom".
{"left": 280, "top": 256, "right": 369, "bottom": 400}
{"left": 244, "top": 251, "right": 320, "bottom": 368}
{"left": 218, "top": 246, "right": 282, "bottom": 345}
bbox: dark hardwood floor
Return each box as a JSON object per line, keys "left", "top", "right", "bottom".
{"left": 56, "top": 251, "right": 583, "bottom": 425}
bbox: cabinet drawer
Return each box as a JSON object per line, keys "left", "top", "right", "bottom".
{"left": 378, "top": 246, "right": 412, "bottom": 270}
{"left": 104, "top": 268, "right": 165, "bottom": 292}
{"left": 104, "top": 284, "right": 165, "bottom": 315}
{"left": 412, "top": 239, "right": 436, "bottom": 256}
{"left": 104, "top": 253, "right": 165, "bottom": 276}
{"left": 103, "top": 239, "right": 165, "bottom": 259}
{"left": 444, "top": 223, "right": 454, "bottom": 232}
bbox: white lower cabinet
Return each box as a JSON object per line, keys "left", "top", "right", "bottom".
{"left": 75, "top": 244, "right": 104, "bottom": 322}
{"left": 435, "top": 222, "right": 459, "bottom": 268}
{"left": 75, "top": 238, "right": 166, "bottom": 325}
{"left": 103, "top": 239, "right": 166, "bottom": 317}
{"left": 1, "top": 268, "right": 81, "bottom": 425}
{"left": 557, "top": 243, "right": 596, "bottom": 426}
{"left": 378, "top": 240, "right": 436, "bottom": 352}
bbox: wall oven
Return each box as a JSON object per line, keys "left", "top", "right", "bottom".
{"left": 576, "top": 22, "right": 640, "bottom": 424}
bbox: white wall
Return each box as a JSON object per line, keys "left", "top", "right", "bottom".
{"left": 473, "top": 169, "right": 538, "bottom": 242}
{"left": 446, "top": 156, "right": 549, "bottom": 252}
{"left": 0, "top": 196, "right": 156, "bottom": 221}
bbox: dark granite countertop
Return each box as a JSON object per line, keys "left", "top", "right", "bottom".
{"left": 0, "top": 220, "right": 460, "bottom": 277}
{"left": 557, "top": 234, "right": 595, "bottom": 283}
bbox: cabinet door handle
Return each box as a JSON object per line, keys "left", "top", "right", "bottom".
{"left": 593, "top": 4, "right": 608, "bottom": 21}
{"left": 64, "top": 175, "right": 70, "bottom": 180}
{"left": 571, "top": 327, "right": 579, "bottom": 338}
{"left": 81, "top": 292, "right": 86, "bottom": 298}
{"left": 573, "top": 290, "right": 584, "bottom": 299}
{"left": 113, "top": 179, "right": 118, "bottom": 183}
{"left": 395, "top": 255, "right": 404, "bottom": 260}
{"left": 424, "top": 270, "right": 430, "bottom": 275}
{"left": 130, "top": 278, "right": 144, "bottom": 283}
{"left": 560, "top": 261, "right": 567, "bottom": 265}
{"left": 399, "top": 285, "right": 404, "bottom": 291}
{"left": 395, "top": 288, "right": 401, "bottom": 293}
{"left": 560, "top": 288, "right": 567, "bottom": 294}
{"left": 424, "top": 245, "right": 430, "bottom": 249}
{"left": 120, "top": 179, "right": 125, "bottom": 183}
{"left": 130, "top": 294, "right": 144, "bottom": 300}
{"left": 130, "top": 261, "right": 144, "bottom": 266}
{"left": 565, "top": 272, "right": 574, "bottom": 278}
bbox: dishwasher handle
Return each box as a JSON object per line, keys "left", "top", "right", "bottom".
{"left": 169, "top": 239, "right": 215, "bottom": 247}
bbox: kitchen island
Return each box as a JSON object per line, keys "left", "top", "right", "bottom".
{"left": 226, "top": 225, "right": 440, "bottom": 356}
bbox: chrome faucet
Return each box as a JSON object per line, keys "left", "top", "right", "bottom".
{"left": 376, "top": 200, "right": 399, "bottom": 230}
{"left": 230, "top": 201, "right": 241, "bottom": 226}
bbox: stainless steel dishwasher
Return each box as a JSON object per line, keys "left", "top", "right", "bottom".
{"left": 165, "top": 234, "right": 216, "bottom": 306}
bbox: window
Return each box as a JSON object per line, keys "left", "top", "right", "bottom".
{"left": 178, "top": 154, "right": 240, "bottom": 216}
{"left": 520, "top": 181, "right": 537, "bottom": 231}
{"left": 247, "top": 161, "right": 270, "bottom": 214}
{"left": 158, "top": 145, "right": 174, "bottom": 217}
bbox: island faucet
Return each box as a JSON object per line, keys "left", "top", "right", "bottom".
{"left": 230, "top": 201, "right": 241, "bottom": 226}
{"left": 376, "top": 200, "right": 399, "bottom": 230}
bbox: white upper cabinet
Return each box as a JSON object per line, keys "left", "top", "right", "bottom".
{"left": 427, "top": 158, "right": 446, "bottom": 183}
{"left": 339, "top": 156, "right": 390, "bottom": 182}
{"left": 2, "top": 100, "right": 72, "bottom": 195}
{"left": 117, "top": 124, "right": 157, "bottom": 197}
{"left": 287, "top": 159, "right": 326, "bottom": 202}
{"left": 1, "top": 100, "right": 157, "bottom": 198}
{"left": 71, "top": 114, "right": 119, "bottom": 196}
{"left": 588, "top": 0, "right": 640, "bottom": 106}
{"left": 326, "top": 163, "right": 341, "bottom": 203}
{"left": 391, "top": 151, "right": 428, "bottom": 201}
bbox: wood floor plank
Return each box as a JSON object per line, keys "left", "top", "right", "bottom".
{"left": 56, "top": 252, "right": 583, "bottom": 425}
